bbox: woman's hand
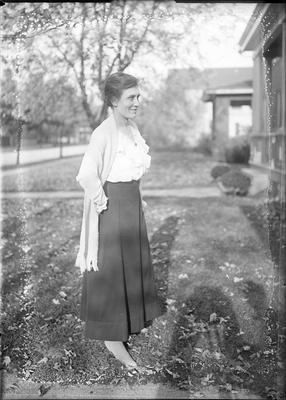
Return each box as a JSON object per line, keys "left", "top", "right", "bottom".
{"left": 94, "top": 199, "right": 108, "bottom": 214}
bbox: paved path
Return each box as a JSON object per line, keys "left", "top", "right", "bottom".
{"left": 0, "top": 186, "right": 222, "bottom": 199}
{"left": 241, "top": 167, "right": 269, "bottom": 196}
{"left": 0, "top": 158, "right": 269, "bottom": 200}
{"left": 3, "top": 373, "right": 263, "bottom": 399}
{"left": 1, "top": 145, "right": 86, "bottom": 169}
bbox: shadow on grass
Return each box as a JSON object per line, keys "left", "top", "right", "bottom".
{"left": 157, "top": 284, "right": 277, "bottom": 397}
{"left": 150, "top": 215, "right": 180, "bottom": 315}
{"left": 1, "top": 216, "right": 30, "bottom": 296}
{"left": 240, "top": 200, "right": 285, "bottom": 397}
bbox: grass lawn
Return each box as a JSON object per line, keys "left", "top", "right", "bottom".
{"left": 1, "top": 193, "right": 279, "bottom": 399}
{"left": 1, "top": 151, "right": 217, "bottom": 192}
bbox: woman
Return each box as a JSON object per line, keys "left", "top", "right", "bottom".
{"left": 75, "top": 72, "right": 162, "bottom": 371}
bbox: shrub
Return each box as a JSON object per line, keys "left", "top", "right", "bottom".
{"left": 224, "top": 135, "right": 250, "bottom": 164}
{"left": 210, "top": 164, "right": 231, "bottom": 180}
{"left": 220, "top": 170, "right": 251, "bottom": 196}
{"left": 192, "top": 134, "right": 213, "bottom": 156}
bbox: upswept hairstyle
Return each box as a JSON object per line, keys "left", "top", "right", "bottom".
{"left": 103, "top": 72, "right": 139, "bottom": 108}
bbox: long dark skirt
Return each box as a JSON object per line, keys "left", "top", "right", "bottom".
{"left": 80, "top": 180, "right": 162, "bottom": 341}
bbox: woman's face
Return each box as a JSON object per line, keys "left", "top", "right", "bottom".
{"left": 113, "top": 86, "right": 140, "bottom": 120}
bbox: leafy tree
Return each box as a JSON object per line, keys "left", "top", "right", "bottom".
{"left": 2, "top": 2, "right": 215, "bottom": 131}
{"left": 1, "top": 3, "right": 78, "bottom": 42}
{"left": 1, "top": 66, "right": 83, "bottom": 148}
{"left": 43, "top": 1, "right": 180, "bottom": 128}
{"left": 2, "top": 1, "right": 245, "bottom": 149}
{"left": 0, "top": 67, "right": 28, "bottom": 162}
{"left": 20, "top": 72, "right": 83, "bottom": 144}
{"left": 137, "top": 69, "right": 208, "bottom": 149}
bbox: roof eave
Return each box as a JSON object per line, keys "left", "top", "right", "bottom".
{"left": 238, "top": 3, "right": 271, "bottom": 53}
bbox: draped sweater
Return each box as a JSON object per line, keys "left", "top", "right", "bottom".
{"left": 75, "top": 112, "right": 148, "bottom": 273}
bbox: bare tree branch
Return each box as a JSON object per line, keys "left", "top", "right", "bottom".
{"left": 119, "top": 1, "right": 158, "bottom": 71}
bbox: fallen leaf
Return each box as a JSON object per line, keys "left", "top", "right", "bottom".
{"left": 24, "top": 370, "right": 30, "bottom": 379}
{"left": 214, "top": 352, "right": 222, "bottom": 360}
{"left": 37, "top": 357, "right": 48, "bottom": 364}
{"left": 166, "top": 298, "right": 176, "bottom": 305}
{"left": 165, "top": 368, "right": 180, "bottom": 378}
{"left": 53, "top": 362, "right": 60, "bottom": 370}
{"left": 225, "top": 383, "right": 232, "bottom": 391}
{"left": 209, "top": 312, "right": 217, "bottom": 322}
{"left": 23, "top": 360, "right": 31, "bottom": 367}
{"left": 22, "top": 245, "right": 31, "bottom": 253}
{"left": 194, "top": 347, "right": 203, "bottom": 353}
{"left": 3, "top": 356, "right": 11, "bottom": 366}
{"left": 38, "top": 384, "right": 51, "bottom": 396}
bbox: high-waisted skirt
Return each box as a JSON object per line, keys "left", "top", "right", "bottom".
{"left": 80, "top": 180, "right": 162, "bottom": 341}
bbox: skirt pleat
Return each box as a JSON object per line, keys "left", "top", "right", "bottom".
{"left": 80, "top": 180, "right": 162, "bottom": 341}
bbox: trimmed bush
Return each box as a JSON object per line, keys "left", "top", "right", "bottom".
{"left": 210, "top": 164, "right": 231, "bottom": 180}
{"left": 224, "top": 135, "right": 250, "bottom": 164}
{"left": 220, "top": 170, "right": 251, "bottom": 196}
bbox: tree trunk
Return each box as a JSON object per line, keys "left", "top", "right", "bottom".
{"left": 16, "top": 120, "right": 23, "bottom": 165}
{"left": 81, "top": 97, "right": 96, "bottom": 131}
{"left": 59, "top": 126, "right": 63, "bottom": 158}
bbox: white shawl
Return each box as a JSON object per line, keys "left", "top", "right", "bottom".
{"left": 75, "top": 113, "right": 118, "bottom": 273}
{"left": 75, "top": 112, "right": 147, "bottom": 274}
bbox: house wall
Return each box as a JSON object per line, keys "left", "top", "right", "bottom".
{"left": 212, "top": 97, "right": 230, "bottom": 160}
{"left": 250, "top": 51, "right": 269, "bottom": 165}
{"left": 214, "top": 97, "right": 229, "bottom": 144}
{"left": 250, "top": 18, "right": 285, "bottom": 201}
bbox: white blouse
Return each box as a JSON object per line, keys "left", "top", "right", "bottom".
{"left": 107, "top": 125, "right": 151, "bottom": 183}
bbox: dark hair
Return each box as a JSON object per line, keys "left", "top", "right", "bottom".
{"left": 104, "top": 72, "right": 139, "bottom": 108}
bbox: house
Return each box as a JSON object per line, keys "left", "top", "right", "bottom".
{"left": 238, "top": 3, "right": 285, "bottom": 200}
{"left": 167, "top": 67, "right": 253, "bottom": 154}
{"left": 201, "top": 68, "right": 253, "bottom": 148}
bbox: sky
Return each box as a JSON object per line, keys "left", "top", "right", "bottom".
{"left": 196, "top": 3, "right": 257, "bottom": 69}
{"left": 129, "top": 2, "right": 257, "bottom": 89}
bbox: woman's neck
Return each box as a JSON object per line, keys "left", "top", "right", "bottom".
{"left": 113, "top": 109, "right": 130, "bottom": 129}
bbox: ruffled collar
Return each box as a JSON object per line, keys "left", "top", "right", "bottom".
{"left": 117, "top": 124, "right": 150, "bottom": 168}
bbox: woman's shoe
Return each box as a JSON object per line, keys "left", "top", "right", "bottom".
{"left": 104, "top": 341, "right": 139, "bottom": 373}
{"left": 123, "top": 360, "right": 141, "bottom": 375}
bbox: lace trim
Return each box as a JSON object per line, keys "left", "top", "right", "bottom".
{"left": 117, "top": 127, "right": 150, "bottom": 169}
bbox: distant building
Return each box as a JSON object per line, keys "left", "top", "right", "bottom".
{"left": 201, "top": 68, "right": 253, "bottom": 149}
{"left": 239, "top": 3, "right": 285, "bottom": 200}
{"left": 167, "top": 67, "right": 253, "bottom": 153}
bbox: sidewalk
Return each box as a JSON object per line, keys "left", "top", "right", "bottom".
{"left": 3, "top": 373, "right": 263, "bottom": 399}
{"left": 0, "top": 169, "right": 269, "bottom": 199}
{"left": 0, "top": 186, "right": 222, "bottom": 199}
{"left": 241, "top": 166, "right": 269, "bottom": 196}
